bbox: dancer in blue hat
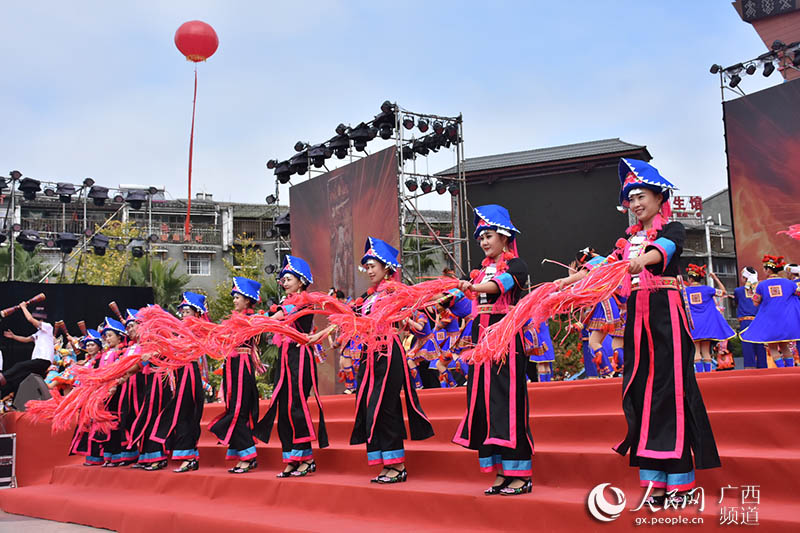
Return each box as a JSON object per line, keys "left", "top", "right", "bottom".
{"left": 89, "top": 318, "right": 128, "bottom": 466}
{"left": 151, "top": 292, "right": 209, "bottom": 473}
{"left": 683, "top": 265, "right": 735, "bottom": 373}
{"left": 351, "top": 237, "right": 434, "bottom": 483}
{"left": 208, "top": 277, "right": 262, "bottom": 474}
{"left": 254, "top": 255, "right": 330, "bottom": 478}
{"left": 432, "top": 289, "right": 472, "bottom": 387}
{"left": 555, "top": 158, "right": 720, "bottom": 506}
{"left": 733, "top": 267, "right": 767, "bottom": 369}
{"left": 453, "top": 205, "right": 534, "bottom": 496}
{"left": 69, "top": 329, "right": 107, "bottom": 466}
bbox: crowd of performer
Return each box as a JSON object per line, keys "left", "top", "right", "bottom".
{"left": 2, "top": 157, "right": 799, "bottom": 502}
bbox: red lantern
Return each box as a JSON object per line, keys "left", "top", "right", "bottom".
{"left": 174, "top": 21, "right": 218, "bottom": 62}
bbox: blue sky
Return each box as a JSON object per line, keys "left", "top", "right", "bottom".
{"left": 0, "top": 1, "right": 782, "bottom": 209}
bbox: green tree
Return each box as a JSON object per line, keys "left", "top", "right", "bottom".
{"left": 0, "top": 243, "right": 45, "bottom": 282}
{"left": 70, "top": 220, "right": 141, "bottom": 285}
{"left": 128, "top": 257, "right": 190, "bottom": 309}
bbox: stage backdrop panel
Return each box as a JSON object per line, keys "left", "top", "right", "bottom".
{"left": 724, "top": 79, "right": 800, "bottom": 272}
{"left": 0, "top": 281, "right": 153, "bottom": 370}
{"left": 290, "top": 146, "right": 399, "bottom": 394}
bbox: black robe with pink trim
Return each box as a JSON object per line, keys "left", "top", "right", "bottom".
{"left": 253, "top": 310, "right": 329, "bottom": 448}
{"left": 613, "top": 222, "right": 720, "bottom": 471}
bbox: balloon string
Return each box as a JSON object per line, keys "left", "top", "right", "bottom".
{"left": 185, "top": 65, "right": 198, "bottom": 236}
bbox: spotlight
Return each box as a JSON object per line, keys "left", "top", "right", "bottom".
{"left": 12, "top": 223, "right": 21, "bottom": 231}
{"left": 417, "top": 119, "right": 429, "bottom": 133}
{"left": 763, "top": 61, "right": 775, "bottom": 77}
{"left": 420, "top": 178, "right": 432, "bottom": 194}
{"left": 335, "top": 123, "right": 348, "bottom": 136}
{"left": 378, "top": 123, "right": 393, "bottom": 140}
{"left": 264, "top": 264, "right": 278, "bottom": 275}
{"left": 373, "top": 109, "right": 395, "bottom": 140}
{"left": 265, "top": 194, "right": 277, "bottom": 205}
{"left": 115, "top": 243, "right": 126, "bottom": 252}
{"left": 308, "top": 144, "right": 332, "bottom": 168}
{"left": 435, "top": 180, "right": 447, "bottom": 195}
{"left": 329, "top": 134, "right": 350, "bottom": 159}
{"left": 445, "top": 123, "right": 459, "bottom": 141}
{"left": 274, "top": 212, "right": 291, "bottom": 237}
{"left": 274, "top": 160, "right": 292, "bottom": 183}
{"left": 432, "top": 121, "right": 444, "bottom": 135}
{"left": 148, "top": 234, "right": 159, "bottom": 243}
{"left": 710, "top": 64, "right": 721, "bottom": 74}
{"left": 402, "top": 116, "right": 414, "bottom": 130}
{"left": 447, "top": 182, "right": 460, "bottom": 196}
{"left": 126, "top": 190, "right": 147, "bottom": 210}
{"left": 412, "top": 139, "right": 429, "bottom": 156}
{"left": 82, "top": 177, "right": 95, "bottom": 187}
{"left": 424, "top": 135, "right": 442, "bottom": 153}
{"left": 348, "top": 123, "right": 376, "bottom": 152}
{"left": 44, "top": 187, "right": 57, "bottom": 197}
{"left": 10, "top": 170, "right": 22, "bottom": 180}
{"left": 0, "top": 178, "right": 6, "bottom": 192}
{"left": 91, "top": 233, "right": 109, "bottom": 256}
{"left": 294, "top": 141, "right": 308, "bottom": 152}
{"left": 130, "top": 239, "right": 146, "bottom": 258}
{"left": 399, "top": 145, "right": 415, "bottom": 161}
{"left": 772, "top": 39, "right": 786, "bottom": 51}
{"left": 84, "top": 228, "right": 93, "bottom": 237}
{"left": 289, "top": 152, "right": 308, "bottom": 175}
{"left": 148, "top": 186, "right": 159, "bottom": 195}
{"left": 56, "top": 232, "right": 79, "bottom": 254}
{"left": 380, "top": 100, "right": 394, "bottom": 114}
{"left": 19, "top": 178, "right": 41, "bottom": 201}
{"left": 45, "top": 238, "right": 56, "bottom": 248}
{"left": 728, "top": 73, "right": 741, "bottom": 88}
{"left": 16, "top": 229, "right": 41, "bottom": 252}
{"left": 0, "top": 233, "right": 5, "bottom": 245}
{"left": 405, "top": 178, "right": 418, "bottom": 192}
{"left": 57, "top": 182, "right": 76, "bottom": 203}
{"left": 745, "top": 63, "right": 756, "bottom": 75}
{"left": 265, "top": 227, "right": 278, "bottom": 239}
{"left": 793, "top": 49, "right": 800, "bottom": 68}
{"left": 113, "top": 193, "right": 125, "bottom": 203}
{"left": 266, "top": 159, "right": 279, "bottom": 169}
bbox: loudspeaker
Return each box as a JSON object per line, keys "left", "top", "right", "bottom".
{"left": 13, "top": 374, "right": 51, "bottom": 411}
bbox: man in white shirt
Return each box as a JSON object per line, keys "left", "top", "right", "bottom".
{"left": 1, "top": 302, "right": 55, "bottom": 398}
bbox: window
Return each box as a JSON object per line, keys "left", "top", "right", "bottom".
{"left": 186, "top": 255, "right": 211, "bottom": 276}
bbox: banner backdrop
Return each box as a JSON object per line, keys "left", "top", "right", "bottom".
{"left": 289, "top": 146, "right": 400, "bottom": 393}
{"left": 724, "top": 79, "right": 800, "bottom": 272}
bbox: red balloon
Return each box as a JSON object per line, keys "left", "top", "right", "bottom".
{"left": 174, "top": 20, "right": 218, "bottom": 62}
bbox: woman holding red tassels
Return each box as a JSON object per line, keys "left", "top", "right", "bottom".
{"left": 351, "top": 237, "right": 434, "bottom": 484}
{"left": 453, "top": 205, "right": 533, "bottom": 496}
{"left": 151, "top": 292, "right": 209, "bottom": 473}
{"left": 556, "top": 158, "right": 720, "bottom": 507}
{"left": 69, "top": 328, "right": 107, "bottom": 466}
{"left": 254, "top": 255, "right": 330, "bottom": 478}
{"left": 208, "top": 277, "right": 262, "bottom": 474}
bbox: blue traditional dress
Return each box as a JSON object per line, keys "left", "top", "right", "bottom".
{"left": 733, "top": 285, "right": 767, "bottom": 369}
{"left": 740, "top": 276, "right": 800, "bottom": 345}
{"left": 685, "top": 285, "right": 736, "bottom": 342}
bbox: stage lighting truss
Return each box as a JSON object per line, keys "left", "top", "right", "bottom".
{"left": 711, "top": 41, "right": 800, "bottom": 98}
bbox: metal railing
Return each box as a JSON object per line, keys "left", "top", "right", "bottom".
{"left": 233, "top": 219, "right": 276, "bottom": 241}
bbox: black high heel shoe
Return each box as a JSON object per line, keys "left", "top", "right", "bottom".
{"left": 484, "top": 475, "right": 511, "bottom": 495}
{"left": 499, "top": 478, "right": 532, "bottom": 496}
{"left": 144, "top": 460, "right": 168, "bottom": 471}
{"left": 230, "top": 459, "right": 258, "bottom": 474}
{"left": 290, "top": 460, "right": 316, "bottom": 477}
{"left": 276, "top": 461, "right": 299, "bottom": 478}
{"left": 376, "top": 467, "right": 407, "bottom": 484}
{"left": 173, "top": 459, "right": 199, "bottom": 473}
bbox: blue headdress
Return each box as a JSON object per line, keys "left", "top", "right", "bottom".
{"left": 618, "top": 158, "right": 677, "bottom": 207}
{"left": 280, "top": 255, "right": 314, "bottom": 286}
{"left": 232, "top": 276, "right": 261, "bottom": 303}
{"left": 101, "top": 317, "right": 127, "bottom": 337}
{"left": 473, "top": 205, "right": 520, "bottom": 241}
{"left": 178, "top": 292, "right": 208, "bottom": 314}
{"left": 361, "top": 237, "right": 401, "bottom": 270}
{"left": 81, "top": 329, "right": 104, "bottom": 349}
{"left": 124, "top": 308, "right": 140, "bottom": 325}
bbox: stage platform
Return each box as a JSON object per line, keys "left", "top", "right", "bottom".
{"left": 0, "top": 369, "right": 798, "bottom": 532}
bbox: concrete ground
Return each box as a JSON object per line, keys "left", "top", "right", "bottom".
{"left": 0, "top": 510, "right": 108, "bottom": 532}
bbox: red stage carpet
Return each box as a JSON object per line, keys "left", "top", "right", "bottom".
{"left": 0, "top": 369, "right": 798, "bottom": 532}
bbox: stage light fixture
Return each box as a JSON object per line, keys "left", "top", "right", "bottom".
{"left": 793, "top": 49, "right": 800, "bottom": 68}
{"left": 424, "top": 135, "right": 442, "bottom": 153}
{"left": 709, "top": 64, "right": 721, "bottom": 74}
{"left": 308, "top": 144, "right": 332, "bottom": 168}
{"left": 126, "top": 189, "right": 147, "bottom": 210}
{"left": 403, "top": 116, "right": 414, "bottom": 130}
{"left": 447, "top": 181, "right": 460, "bottom": 196}
{"left": 56, "top": 232, "right": 79, "bottom": 254}
{"left": 728, "top": 73, "right": 741, "bottom": 88}
{"left": 148, "top": 234, "right": 159, "bottom": 243}
{"left": 763, "top": 61, "right": 775, "bottom": 77}
{"left": 265, "top": 194, "right": 277, "bottom": 205}
{"left": 83, "top": 177, "right": 95, "bottom": 187}
{"left": 417, "top": 119, "right": 429, "bottom": 133}
{"left": 380, "top": 100, "right": 394, "bottom": 114}
{"left": 44, "top": 187, "right": 57, "bottom": 197}
{"left": 772, "top": 40, "right": 786, "bottom": 51}
{"left": 115, "top": 243, "right": 126, "bottom": 252}
{"left": 57, "top": 182, "right": 76, "bottom": 203}
{"left": 84, "top": 228, "right": 93, "bottom": 237}
{"left": 348, "top": 123, "right": 376, "bottom": 152}
{"left": 329, "top": 134, "right": 350, "bottom": 159}
{"left": 412, "top": 139, "right": 429, "bottom": 156}
{"left": 335, "top": 123, "right": 348, "bottom": 136}
{"left": 45, "top": 238, "right": 56, "bottom": 248}
{"left": 266, "top": 159, "right": 279, "bottom": 169}
{"left": 87, "top": 185, "right": 109, "bottom": 206}
{"left": 432, "top": 121, "right": 444, "bottom": 135}
{"left": 130, "top": 239, "right": 146, "bottom": 258}
{"left": 378, "top": 123, "right": 393, "bottom": 140}
{"left": 400, "top": 145, "right": 415, "bottom": 162}
{"left": 373, "top": 109, "right": 396, "bottom": 140}
{"left": 445, "top": 123, "right": 459, "bottom": 141}
{"left": 91, "top": 233, "right": 109, "bottom": 256}
{"left": 745, "top": 63, "right": 756, "bottom": 75}
{"left": 0, "top": 178, "right": 6, "bottom": 192}
{"left": 19, "top": 178, "right": 41, "bottom": 201}
{"left": 289, "top": 152, "right": 308, "bottom": 175}
{"left": 274, "top": 160, "right": 292, "bottom": 183}
{"left": 16, "top": 229, "right": 41, "bottom": 252}
{"left": 274, "top": 212, "right": 291, "bottom": 237}
{"left": 264, "top": 264, "right": 278, "bottom": 275}
{"left": 0, "top": 233, "right": 6, "bottom": 245}
{"left": 113, "top": 193, "right": 125, "bottom": 203}
{"left": 294, "top": 141, "right": 308, "bottom": 152}
{"left": 265, "top": 227, "right": 277, "bottom": 239}
{"left": 435, "top": 180, "right": 447, "bottom": 195}
{"left": 420, "top": 178, "right": 432, "bottom": 194}
{"left": 148, "top": 186, "right": 159, "bottom": 196}
{"left": 12, "top": 223, "right": 21, "bottom": 232}
{"left": 405, "top": 178, "right": 418, "bottom": 192}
